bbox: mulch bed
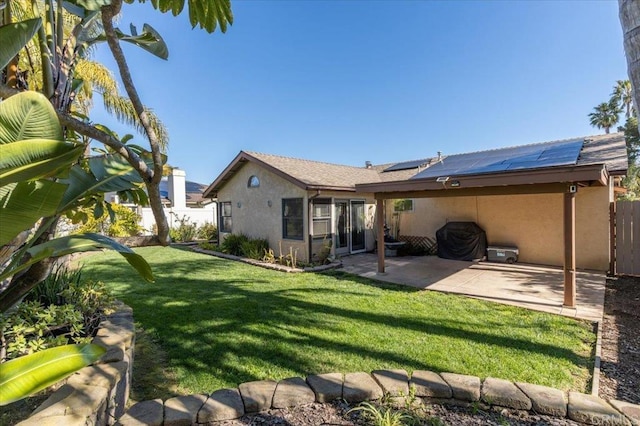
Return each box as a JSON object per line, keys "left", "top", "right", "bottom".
{"left": 598, "top": 275, "right": 640, "bottom": 404}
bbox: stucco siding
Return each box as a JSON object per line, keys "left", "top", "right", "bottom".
{"left": 387, "top": 186, "right": 610, "bottom": 270}
{"left": 217, "top": 162, "right": 309, "bottom": 260}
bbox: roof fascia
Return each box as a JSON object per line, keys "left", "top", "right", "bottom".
{"left": 356, "top": 164, "right": 608, "bottom": 194}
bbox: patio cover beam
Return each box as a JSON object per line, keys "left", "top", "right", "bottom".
{"left": 372, "top": 182, "right": 569, "bottom": 200}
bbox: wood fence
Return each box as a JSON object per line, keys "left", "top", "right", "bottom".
{"left": 613, "top": 200, "right": 640, "bottom": 276}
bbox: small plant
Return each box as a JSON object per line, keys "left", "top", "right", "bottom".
{"left": 316, "top": 237, "right": 333, "bottom": 264}
{"left": 262, "top": 248, "right": 276, "bottom": 264}
{"left": 241, "top": 238, "right": 269, "bottom": 260}
{"left": 169, "top": 213, "right": 198, "bottom": 242}
{"left": 25, "top": 264, "right": 83, "bottom": 306}
{"left": 198, "top": 241, "right": 219, "bottom": 251}
{"left": 347, "top": 401, "right": 414, "bottom": 426}
{"left": 220, "top": 233, "right": 250, "bottom": 256}
{"left": 285, "top": 246, "right": 298, "bottom": 268}
{"left": 75, "top": 203, "right": 143, "bottom": 237}
{"left": 197, "top": 222, "right": 218, "bottom": 241}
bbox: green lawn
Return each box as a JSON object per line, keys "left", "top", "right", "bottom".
{"left": 80, "top": 246, "right": 595, "bottom": 398}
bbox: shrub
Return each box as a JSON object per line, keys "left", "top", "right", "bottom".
{"left": 170, "top": 213, "right": 198, "bottom": 242}
{"left": 220, "top": 234, "right": 249, "bottom": 256}
{"left": 241, "top": 238, "right": 269, "bottom": 260}
{"left": 198, "top": 242, "right": 219, "bottom": 251}
{"left": 0, "top": 301, "right": 88, "bottom": 361}
{"left": 25, "top": 263, "right": 83, "bottom": 306}
{"left": 197, "top": 222, "right": 218, "bottom": 241}
{"left": 75, "top": 204, "right": 143, "bottom": 237}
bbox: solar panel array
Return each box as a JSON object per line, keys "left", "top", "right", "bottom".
{"left": 384, "top": 158, "right": 432, "bottom": 172}
{"left": 409, "top": 139, "right": 584, "bottom": 180}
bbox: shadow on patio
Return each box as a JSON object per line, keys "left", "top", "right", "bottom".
{"left": 340, "top": 254, "right": 605, "bottom": 321}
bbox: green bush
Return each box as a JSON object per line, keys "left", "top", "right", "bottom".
{"left": 75, "top": 204, "right": 143, "bottom": 237}
{"left": 25, "top": 263, "right": 83, "bottom": 306}
{"left": 241, "top": 238, "right": 269, "bottom": 260}
{"left": 0, "top": 301, "right": 88, "bottom": 361}
{"left": 170, "top": 213, "right": 198, "bottom": 242}
{"left": 198, "top": 242, "right": 219, "bottom": 251}
{"left": 197, "top": 222, "right": 218, "bottom": 241}
{"left": 220, "top": 234, "right": 250, "bottom": 256}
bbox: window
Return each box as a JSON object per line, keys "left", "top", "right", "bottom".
{"left": 248, "top": 175, "right": 260, "bottom": 188}
{"left": 393, "top": 199, "right": 414, "bottom": 212}
{"left": 282, "top": 198, "right": 303, "bottom": 240}
{"left": 312, "top": 199, "right": 331, "bottom": 238}
{"left": 220, "top": 201, "right": 232, "bottom": 233}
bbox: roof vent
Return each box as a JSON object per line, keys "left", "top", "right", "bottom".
{"left": 365, "top": 161, "right": 372, "bottom": 169}
{"left": 437, "top": 151, "right": 443, "bottom": 161}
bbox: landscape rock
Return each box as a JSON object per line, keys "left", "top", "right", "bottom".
{"left": 238, "top": 380, "right": 277, "bottom": 413}
{"left": 343, "top": 372, "right": 384, "bottom": 402}
{"left": 164, "top": 394, "right": 208, "bottom": 426}
{"left": 306, "top": 373, "right": 343, "bottom": 402}
{"left": 198, "top": 388, "right": 245, "bottom": 422}
{"left": 440, "top": 372, "right": 481, "bottom": 402}
{"left": 482, "top": 377, "right": 531, "bottom": 410}
{"left": 272, "top": 377, "right": 316, "bottom": 408}
{"left": 371, "top": 369, "right": 409, "bottom": 396}
{"left": 116, "top": 399, "right": 163, "bottom": 426}
{"left": 410, "top": 370, "right": 452, "bottom": 398}
{"left": 609, "top": 400, "right": 640, "bottom": 425}
{"left": 568, "top": 392, "right": 630, "bottom": 425}
{"left": 516, "top": 382, "right": 567, "bottom": 417}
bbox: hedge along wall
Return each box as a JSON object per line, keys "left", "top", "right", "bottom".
{"left": 17, "top": 302, "right": 135, "bottom": 426}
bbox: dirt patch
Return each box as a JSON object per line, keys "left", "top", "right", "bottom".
{"left": 598, "top": 275, "right": 640, "bottom": 404}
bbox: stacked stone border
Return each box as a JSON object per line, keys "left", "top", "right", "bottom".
{"left": 115, "top": 369, "right": 639, "bottom": 426}
{"left": 17, "top": 302, "right": 136, "bottom": 426}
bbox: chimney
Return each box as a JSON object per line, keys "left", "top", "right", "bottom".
{"left": 168, "top": 168, "right": 186, "bottom": 209}
{"left": 365, "top": 161, "right": 372, "bottom": 169}
{"left": 437, "top": 151, "right": 443, "bottom": 162}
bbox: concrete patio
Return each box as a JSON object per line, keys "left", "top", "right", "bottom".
{"left": 340, "top": 254, "right": 606, "bottom": 321}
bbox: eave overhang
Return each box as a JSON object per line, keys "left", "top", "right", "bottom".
{"left": 355, "top": 164, "right": 609, "bottom": 198}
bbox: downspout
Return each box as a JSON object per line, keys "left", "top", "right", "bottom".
{"left": 308, "top": 190, "right": 321, "bottom": 263}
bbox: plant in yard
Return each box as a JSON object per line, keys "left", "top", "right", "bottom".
{"left": 198, "top": 242, "right": 219, "bottom": 251}
{"left": 240, "top": 238, "right": 269, "bottom": 260}
{"left": 347, "top": 401, "right": 415, "bottom": 426}
{"left": 220, "top": 233, "right": 250, "bottom": 256}
{"left": 169, "top": 213, "right": 198, "bottom": 242}
{"left": 76, "top": 203, "right": 143, "bottom": 237}
{"left": 197, "top": 222, "right": 218, "bottom": 241}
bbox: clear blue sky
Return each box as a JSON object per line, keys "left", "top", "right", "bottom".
{"left": 91, "top": 1, "right": 628, "bottom": 185}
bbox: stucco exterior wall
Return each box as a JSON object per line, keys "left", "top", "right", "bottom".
{"left": 387, "top": 186, "right": 610, "bottom": 270}
{"left": 217, "top": 162, "right": 309, "bottom": 260}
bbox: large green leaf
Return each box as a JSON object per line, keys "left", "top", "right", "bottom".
{"left": 0, "top": 92, "right": 63, "bottom": 144}
{"left": 0, "top": 140, "right": 84, "bottom": 186}
{"left": 58, "top": 154, "right": 145, "bottom": 213}
{"left": 0, "top": 181, "right": 68, "bottom": 246}
{"left": 0, "top": 344, "right": 106, "bottom": 406}
{"left": 0, "top": 233, "right": 154, "bottom": 283}
{"left": 64, "top": 0, "right": 112, "bottom": 11}
{"left": 0, "top": 19, "right": 42, "bottom": 70}
{"left": 87, "top": 24, "right": 168, "bottom": 60}
{"left": 139, "top": 0, "right": 232, "bottom": 33}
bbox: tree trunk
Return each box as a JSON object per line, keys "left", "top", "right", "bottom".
{"left": 620, "top": 0, "right": 640, "bottom": 123}
{"left": 101, "top": 0, "right": 170, "bottom": 245}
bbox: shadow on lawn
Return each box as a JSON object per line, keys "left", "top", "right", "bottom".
{"left": 81, "top": 251, "right": 593, "bottom": 399}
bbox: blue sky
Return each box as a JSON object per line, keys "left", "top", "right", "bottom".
{"left": 92, "top": 1, "right": 627, "bottom": 185}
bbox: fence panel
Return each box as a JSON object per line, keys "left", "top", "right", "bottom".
{"left": 616, "top": 200, "right": 640, "bottom": 276}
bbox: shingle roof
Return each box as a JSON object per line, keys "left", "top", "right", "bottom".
{"left": 204, "top": 134, "right": 628, "bottom": 198}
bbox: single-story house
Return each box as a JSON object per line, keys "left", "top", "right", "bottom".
{"left": 203, "top": 133, "right": 628, "bottom": 304}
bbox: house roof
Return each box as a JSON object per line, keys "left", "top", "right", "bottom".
{"left": 160, "top": 179, "right": 213, "bottom": 205}
{"left": 204, "top": 133, "right": 628, "bottom": 198}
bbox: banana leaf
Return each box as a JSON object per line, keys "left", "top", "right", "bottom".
{"left": 0, "top": 344, "right": 106, "bottom": 406}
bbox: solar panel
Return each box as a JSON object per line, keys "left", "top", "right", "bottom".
{"left": 410, "top": 139, "right": 583, "bottom": 180}
{"left": 384, "top": 158, "right": 432, "bottom": 172}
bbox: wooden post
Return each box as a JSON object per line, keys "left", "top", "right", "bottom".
{"left": 563, "top": 189, "right": 576, "bottom": 307}
{"left": 376, "top": 197, "right": 385, "bottom": 274}
{"left": 609, "top": 201, "right": 616, "bottom": 276}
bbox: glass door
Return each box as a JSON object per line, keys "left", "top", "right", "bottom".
{"left": 350, "top": 200, "right": 366, "bottom": 252}
{"left": 335, "top": 200, "right": 349, "bottom": 255}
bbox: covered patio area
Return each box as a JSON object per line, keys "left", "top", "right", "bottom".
{"left": 341, "top": 254, "right": 605, "bottom": 321}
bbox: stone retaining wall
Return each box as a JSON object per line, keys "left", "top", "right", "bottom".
{"left": 17, "top": 302, "right": 136, "bottom": 426}
{"left": 116, "top": 369, "right": 640, "bottom": 425}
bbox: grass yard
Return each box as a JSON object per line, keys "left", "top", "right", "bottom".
{"left": 80, "top": 246, "right": 595, "bottom": 399}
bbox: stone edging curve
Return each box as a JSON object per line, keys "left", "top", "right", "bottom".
{"left": 17, "top": 301, "right": 135, "bottom": 426}
{"left": 116, "top": 369, "right": 640, "bottom": 426}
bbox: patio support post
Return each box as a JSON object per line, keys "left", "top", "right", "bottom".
{"left": 376, "top": 197, "right": 385, "bottom": 274}
{"left": 563, "top": 189, "right": 576, "bottom": 307}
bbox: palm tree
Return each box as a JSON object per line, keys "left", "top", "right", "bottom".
{"left": 589, "top": 100, "right": 621, "bottom": 134}
{"left": 611, "top": 79, "right": 635, "bottom": 118}
{"left": 620, "top": 1, "right": 640, "bottom": 125}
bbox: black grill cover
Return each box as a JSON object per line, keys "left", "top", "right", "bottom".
{"left": 436, "top": 222, "right": 487, "bottom": 261}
